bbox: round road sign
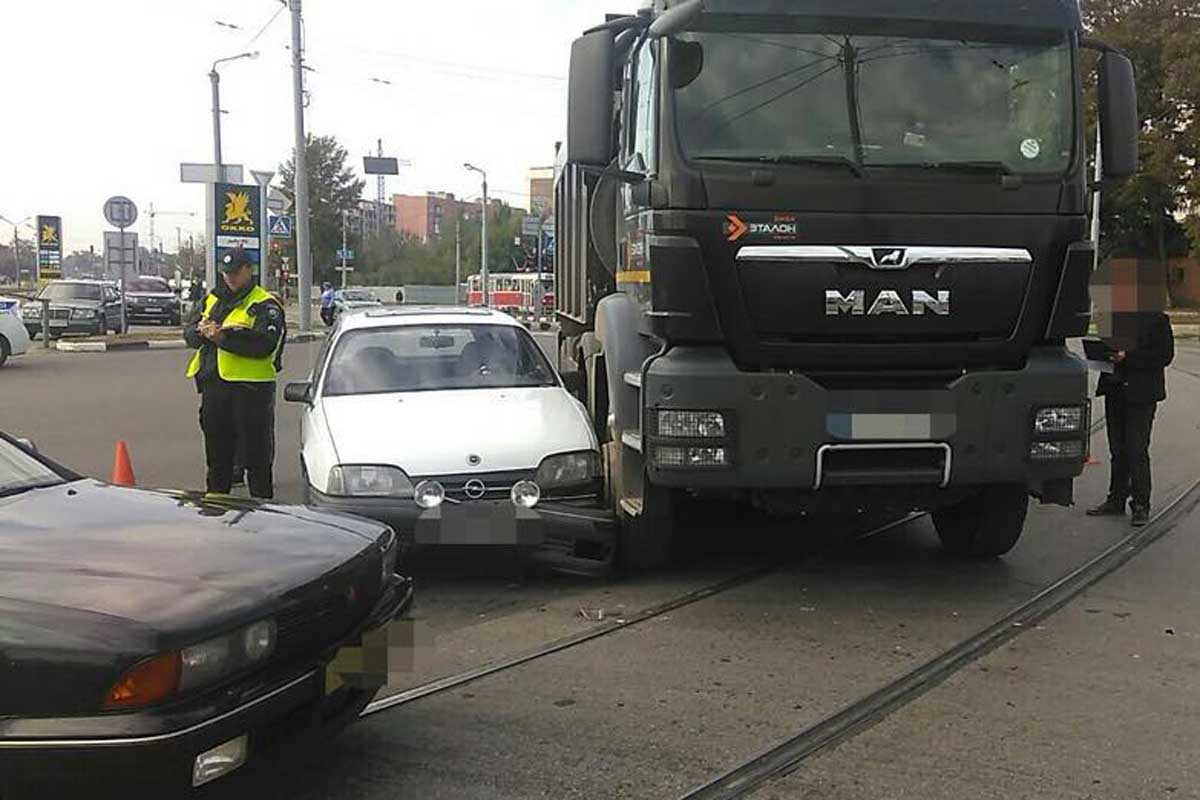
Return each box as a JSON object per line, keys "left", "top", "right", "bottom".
{"left": 103, "top": 196, "right": 138, "bottom": 228}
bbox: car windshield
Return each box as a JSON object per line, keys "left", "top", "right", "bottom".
{"left": 38, "top": 283, "right": 102, "bottom": 302}
{"left": 127, "top": 277, "right": 171, "bottom": 293}
{"left": 322, "top": 323, "right": 558, "bottom": 396}
{"left": 342, "top": 290, "right": 377, "bottom": 302}
{"left": 0, "top": 438, "right": 64, "bottom": 497}
{"left": 673, "top": 30, "right": 1074, "bottom": 175}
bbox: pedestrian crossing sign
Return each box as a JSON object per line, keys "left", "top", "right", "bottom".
{"left": 269, "top": 215, "right": 294, "bottom": 238}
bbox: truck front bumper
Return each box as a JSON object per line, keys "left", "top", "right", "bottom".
{"left": 641, "top": 345, "right": 1089, "bottom": 503}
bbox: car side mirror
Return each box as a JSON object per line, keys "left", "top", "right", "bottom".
{"left": 284, "top": 381, "right": 312, "bottom": 404}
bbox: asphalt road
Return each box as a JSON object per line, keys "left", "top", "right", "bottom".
{"left": 2, "top": 344, "right": 1199, "bottom": 798}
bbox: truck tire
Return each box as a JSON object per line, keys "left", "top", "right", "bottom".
{"left": 608, "top": 442, "right": 675, "bottom": 571}
{"left": 933, "top": 485, "right": 1029, "bottom": 557}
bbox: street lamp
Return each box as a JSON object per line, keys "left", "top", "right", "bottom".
{"left": 463, "top": 163, "right": 489, "bottom": 308}
{"left": 209, "top": 51, "right": 259, "bottom": 171}
{"left": 0, "top": 214, "right": 32, "bottom": 290}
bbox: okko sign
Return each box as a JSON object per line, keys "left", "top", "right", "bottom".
{"left": 36, "top": 215, "right": 62, "bottom": 281}
{"left": 213, "top": 183, "right": 263, "bottom": 271}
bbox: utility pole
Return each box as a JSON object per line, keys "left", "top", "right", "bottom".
{"left": 464, "top": 163, "right": 489, "bottom": 307}
{"left": 340, "top": 209, "right": 349, "bottom": 289}
{"left": 455, "top": 212, "right": 462, "bottom": 304}
{"left": 290, "top": 0, "right": 313, "bottom": 331}
{"left": 376, "top": 138, "right": 386, "bottom": 238}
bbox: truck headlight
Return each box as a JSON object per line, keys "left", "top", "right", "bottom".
{"left": 1034, "top": 406, "right": 1085, "bottom": 434}
{"left": 654, "top": 445, "right": 729, "bottom": 467}
{"left": 327, "top": 465, "right": 414, "bottom": 497}
{"left": 657, "top": 410, "right": 726, "bottom": 438}
{"left": 1029, "top": 440, "right": 1086, "bottom": 461}
{"left": 535, "top": 451, "right": 600, "bottom": 489}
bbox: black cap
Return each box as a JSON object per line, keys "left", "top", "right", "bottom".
{"left": 219, "top": 248, "right": 251, "bottom": 273}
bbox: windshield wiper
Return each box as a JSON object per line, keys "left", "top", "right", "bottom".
{"left": 694, "top": 154, "right": 865, "bottom": 178}
{"left": 912, "top": 160, "right": 1013, "bottom": 174}
{"left": 0, "top": 481, "right": 64, "bottom": 499}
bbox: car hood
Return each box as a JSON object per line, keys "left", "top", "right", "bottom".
{"left": 341, "top": 300, "right": 381, "bottom": 308}
{"left": 319, "top": 386, "right": 595, "bottom": 475}
{"left": 0, "top": 482, "right": 385, "bottom": 641}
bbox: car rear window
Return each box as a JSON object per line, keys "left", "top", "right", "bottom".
{"left": 322, "top": 324, "right": 558, "bottom": 396}
{"left": 38, "top": 283, "right": 102, "bottom": 302}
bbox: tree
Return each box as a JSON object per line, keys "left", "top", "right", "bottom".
{"left": 279, "top": 134, "right": 366, "bottom": 286}
{"left": 1083, "top": 0, "right": 1200, "bottom": 276}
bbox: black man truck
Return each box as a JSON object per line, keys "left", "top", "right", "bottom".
{"left": 554, "top": 0, "right": 1139, "bottom": 568}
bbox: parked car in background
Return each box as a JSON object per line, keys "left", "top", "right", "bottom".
{"left": 125, "top": 275, "right": 182, "bottom": 326}
{"left": 0, "top": 296, "right": 30, "bottom": 367}
{"left": 288, "top": 307, "right": 615, "bottom": 575}
{"left": 332, "top": 288, "right": 383, "bottom": 321}
{"left": 20, "top": 280, "right": 121, "bottom": 338}
{"left": 0, "top": 430, "right": 414, "bottom": 795}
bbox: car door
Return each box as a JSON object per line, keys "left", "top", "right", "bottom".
{"left": 103, "top": 287, "right": 121, "bottom": 329}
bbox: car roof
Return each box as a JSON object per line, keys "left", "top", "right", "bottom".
{"left": 337, "top": 306, "right": 525, "bottom": 332}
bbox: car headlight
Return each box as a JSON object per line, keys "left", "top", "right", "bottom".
{"left": 413, "top": 480, "right": 445, "bottom": 509}
{"left": 379, "top": 528, "right": 399, "bottom": 584}
{"left": 535, "top": 451, "right": 600, "bottom": 490}
{"left": 22, "top": 305, "right": 40, "bottom": 318}
{"left": 69, "top": 308, "right": 94, "bottom": 320}
{"left": 104, "top": 618, "right": 276, "bottom": 708}
{"left": 327, "top": 465, "right": 414, "bottom": 497}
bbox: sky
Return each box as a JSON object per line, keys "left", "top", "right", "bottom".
{"left": 0, "top": 0, "right": 636, "bottom": 254}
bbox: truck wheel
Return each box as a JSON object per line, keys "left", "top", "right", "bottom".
{"left": 608, "top": 442, "right": 675, "bottom": 571}
{"left": 933, "top": 485, "right": 1029, "bottom": 557}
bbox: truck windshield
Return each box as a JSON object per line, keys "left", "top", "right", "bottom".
{"left": 673, "top": 32, "right": 1073, "bottom": 175}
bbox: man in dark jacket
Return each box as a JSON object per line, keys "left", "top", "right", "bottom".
{"left": 1087, "top": 311, "right": 1175, "bottom": 526}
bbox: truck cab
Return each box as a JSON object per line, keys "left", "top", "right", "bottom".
{"left": 555, "top": 0, "right": 1139, "bottom": 568}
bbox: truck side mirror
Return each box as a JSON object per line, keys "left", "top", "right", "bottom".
{"left": 567, "top": 31, "right": 616, "bottom": 167}
{"left": 1097, "top": 52, "right": 1138, "bottom": 181}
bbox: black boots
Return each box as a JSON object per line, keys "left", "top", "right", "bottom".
{"left": 1131, "top": 506, "right": 1150, "bottom": 527}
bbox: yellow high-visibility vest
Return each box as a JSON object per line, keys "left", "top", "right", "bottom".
{"left": 185, "top": 285, "right": 280, "bottom": 383}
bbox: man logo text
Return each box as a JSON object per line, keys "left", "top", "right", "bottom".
{"left": 825, "top": 289, "right": 951, "bottom": 317}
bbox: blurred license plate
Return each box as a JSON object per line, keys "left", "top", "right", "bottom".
{"left": 49, "top": 320, "right": 69, "bottom": 327}
{"left": 143, "top": 307, "right": 162, "bottom": 313}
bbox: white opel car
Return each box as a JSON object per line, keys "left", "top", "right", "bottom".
{"left": 0, "top": 296, "right": 30, "bottom": 368}
{"left": 287, "top": 307, "right": 615, "bottom": 574}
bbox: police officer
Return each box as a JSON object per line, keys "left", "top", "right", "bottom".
{"left": 1087, "top": 310, "right": 1175, "bottom": 526}
{"left": 184, "top": 248, "right": 285, "bottom": 499}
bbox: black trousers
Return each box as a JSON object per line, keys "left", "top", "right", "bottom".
{"left": 1103, "top": 393, "right": 1157, "bottom": 509}
{"left": 200, "top": 381, "right": 276, "bottom": 499}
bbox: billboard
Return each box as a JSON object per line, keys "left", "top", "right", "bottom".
{"left": 213, "top": 183, "right": 262, "bottom": 269}
{"left": 36, "top": 215, "right": 62, "bottom": 281}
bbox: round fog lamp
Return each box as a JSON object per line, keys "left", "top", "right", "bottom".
{"left": 414, "top": 480, "right": 445, "bottom": 509}
{"left": 243, "top": 620, "right": 276, "bottom": 661}
{"left": 510, "top": 480, "right": 541, "bottom": 509}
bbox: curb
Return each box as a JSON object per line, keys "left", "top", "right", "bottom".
{"left": 55, "top": 331, "right": 327, "bottom": 354}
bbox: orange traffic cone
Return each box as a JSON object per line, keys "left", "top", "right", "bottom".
{"left": 111, "top": 441, "right": 136, "bottom": 487}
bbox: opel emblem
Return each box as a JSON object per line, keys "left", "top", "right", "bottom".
{"left": 464, "top": 480, "right": 487, "bottom": 500}
{"left": 467, "top": 454, "right": 482, "bottom": 466}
